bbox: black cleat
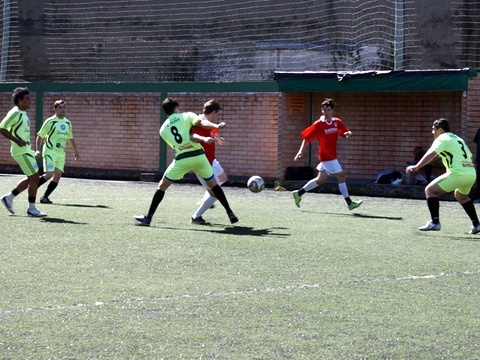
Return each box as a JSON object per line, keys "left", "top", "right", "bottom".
{"left": 191, "top": 216, "right": 210, "bottom": 225}
{"left": 40, "top": 197, "right": 53, "bottom": 204}
{"left": 134, "top": 214, "right": 151, "bottom": 226}
{"left": 227, "top": 211, "right": 238, "bottom": 224}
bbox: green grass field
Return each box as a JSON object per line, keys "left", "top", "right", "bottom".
{"left": 0, "top": 174, "right": 479, "bottom": 359}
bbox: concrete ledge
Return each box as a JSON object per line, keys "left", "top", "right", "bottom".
{"left": 140, "top": 172, "right": 454, "bottom": 201}
{"left": 0, "top": 164, "right": 454, "bottom": 201}
{"left": 0, "top": 165, "right": 142, "bottom": 181}
{"left": 274, "top": 179, "right": 454, "bottom": 201}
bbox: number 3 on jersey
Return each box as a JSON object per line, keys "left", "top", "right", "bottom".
{"left": 457, "top": 140, "right": 467, "bottom": 159}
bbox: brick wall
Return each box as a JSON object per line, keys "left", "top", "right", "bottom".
{"left": 41, "top": 93, "right": 162, "bottom": 173}
{"left": 166, "top": 93, "right": 279, "bottom": 179}
{"left": 465, "top": 76, "right": 480, "bottom": 149}
{"left": 0, "top": 91, "right": 280, "bottom": 179}
{"left": 280, "top": 91, "right": 469, "bottom": 182}
{"left": 1, "top": 86, "right": 479, "bottom": 183}
{"left": 0, "top": 92, "right": 161, "bottom": 174}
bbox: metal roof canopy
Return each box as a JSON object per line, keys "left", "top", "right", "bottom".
{"left": 274, "top": 68, "right": 477, "bottom": 93}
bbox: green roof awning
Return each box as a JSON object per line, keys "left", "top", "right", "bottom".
{"left": 274, "top": 68, "right": 477, "bottom": 93}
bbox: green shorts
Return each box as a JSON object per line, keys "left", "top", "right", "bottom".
{"left": 164, "top": 151, "right": 214, "bottom": 182}
{"left": 434, "top": 170, "right": 476, "bottom": 195}
{"left": 43, "top": 151, "right": 66, "bottom": 173}
{"left": 12, "top": 151, "right": 39, "bottom": 177}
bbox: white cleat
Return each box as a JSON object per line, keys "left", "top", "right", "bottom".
{"left": 418, "top": 221, "right": 441, "bottom": 231}
{"left": 469, "top": 224, "right": 480, "bottom": 234}
{"left": 1, "top": 195, "right": 14, "bottom": 214}
{"left": 27, "top": 207, "right": 47, "bottom": 217}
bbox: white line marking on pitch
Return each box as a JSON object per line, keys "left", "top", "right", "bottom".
{"left": 1, "top": 271, "right": 476, "bottom": 315}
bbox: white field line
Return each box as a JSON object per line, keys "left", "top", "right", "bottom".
{"left": 1, "top": 271, "right": 477, "bottom": 315}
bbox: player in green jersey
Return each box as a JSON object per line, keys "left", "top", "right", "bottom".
{"left": 134, "top": 97, "right": 238, "bottom": 226}
{"left": 406, "top": 118, "right": 480, "bottom": 234}
{"left": 0, "top": 87, "right": 46, "bottom": 217}
{"left": 35, "top": 100, "right": 79, "bottom": 204}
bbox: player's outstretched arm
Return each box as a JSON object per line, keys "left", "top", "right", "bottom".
{"left": 294, "top": 139, "right": 308, "bottom": 161}
{"left": 0, "top": 128, "right": 26, "bottom": 146}
{"left": 197, "top": 119, "right": 226, "bottom": 131}
{"left": 35, "top": 135, "right": 43, "bottom": 158}
{"left": 190, "top": 133, "right": 214, "bottom": 144}
{"left": 406, "top": 150, "right": 437, "bottom": 173}
{"left": 68, "top": 138, "right": 80, "bottom": 160}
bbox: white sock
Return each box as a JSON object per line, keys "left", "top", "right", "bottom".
{"left": 338, "top": 182, "right": 349, "bottom": 198}
{"left": 200, "top": 190, "right": 210, "bottom": 203}
{"left": 193, "top": 196, "right": 217, "bottom": 219}
{"left": 28, "top": 202, "right": 36, "bottom": 210}
{"left": 303, "top": 179, "right": 319, "bottom": 192}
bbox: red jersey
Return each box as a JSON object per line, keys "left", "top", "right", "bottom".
{"left": 300, "top": 116, "right": 349, "bottom": 161}
{"left": 191, "top": 119, "right": 217, "bottom": 164}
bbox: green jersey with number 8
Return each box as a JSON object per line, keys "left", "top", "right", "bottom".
{"left": 160, "top": 112, "right": 203, "bottom": 156}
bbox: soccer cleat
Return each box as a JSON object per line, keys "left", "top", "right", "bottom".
{"left": 469, "top": 224, "right": 480, "bottom": 234}
{"left": 134, "top": 214, "right": 151, "bottom": 226}
{"left": 191, "top": 216, "right": 210, "bottom": 225}
{"left": 27, "top": 207, "right": 47, "bottom": 217}
{"left": 348, "top": 200, "right": 363, "bottom": 211}
{"left": 418, "top": 221, "right": 441, "bottom": 231}
{"left": 227, "top": 211, "right": 239, "bottom": 224}
{"left": 40, "top": 197, "right": 53, "bottom": 204}
{"left": 1, "top": 195, "right": 14, "bottom": 214}
{"left": 292, "top": 190, "right": 301, "bottom": 208}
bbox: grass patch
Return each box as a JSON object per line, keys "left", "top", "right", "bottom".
{"left": 0, "top": 174, "right": 479, "bottom": 359}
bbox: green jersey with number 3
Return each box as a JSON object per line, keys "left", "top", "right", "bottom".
{"left": 160, "top": 112, "right": 203, "bottom": 156}
{"left": 431, "top": 132, "right": 474, "bottom": 174}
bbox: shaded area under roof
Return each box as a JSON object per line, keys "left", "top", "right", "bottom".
{"left": 274, "top": 68, "right": 477, "bottom": 93}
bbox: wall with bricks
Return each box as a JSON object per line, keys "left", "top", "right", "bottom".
{"left": 163, "top": 93, "right": 280, "bottom": 179}
{"left": 1, "top": 83, "right": 480, "bottom": 184}
{"left": 0, "top": 92, "right": 162, "bottom": 175}
{"left": 0, "top": 91, "right": 280, "bottom": 180}
{"left": 279, "top": 90, "right": 473, "bottom": 183}
{"left": 465, "top": 76, "right": 480, "bottom": 147}
{"left": 41, "top": 93, "right": 162, "bottom": 173}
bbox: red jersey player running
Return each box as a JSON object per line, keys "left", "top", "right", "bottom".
{"left": 190, "top": 99, "right": 228, "bottom": 225}
{"left": 292, "top": 98, "right": 363, "bottom": 210}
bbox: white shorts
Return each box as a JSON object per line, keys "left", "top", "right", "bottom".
{"left": 316, "top": 159, "right": 343, "bottom": 175}
{"left": 196, "top": 159, "right": 225, "bottom": 188}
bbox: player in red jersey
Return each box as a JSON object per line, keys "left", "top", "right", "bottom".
{"left": 292, "top": 98, "right": 363, "bottom": 210}
{"left": 190, "top": 99, "right": 228, "bottom": 225}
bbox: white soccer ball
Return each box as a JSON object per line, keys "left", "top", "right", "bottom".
{"left": 247, "top": 175, "right": 265, "bottom": 193}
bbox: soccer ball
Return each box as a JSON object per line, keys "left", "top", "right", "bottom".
{"left": 247, "top": 175, "right": 265, "bottom": 193}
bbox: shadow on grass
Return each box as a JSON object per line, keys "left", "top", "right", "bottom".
{"left": 216, "top": 225, "right": 290, "bottom": 237}
{"left": 160, "top": 225, "right": 290, "bottom": 238}
{"left": 301, "top": 210, "right": 403, "bottom": 221}
{"left": 51, "top": 204, "right": 111, "bottom": 209}
{"left": 352, "top": 213, "right": 403, "bottom": 220}
{"left": 40, "top": 217, "right": 89, "bottom": 225}
{"left": 448, "top": 237, "right": 480, "bottom": 242}
{"left": 416, "top": 233, "right": 480, "bottom": 242}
